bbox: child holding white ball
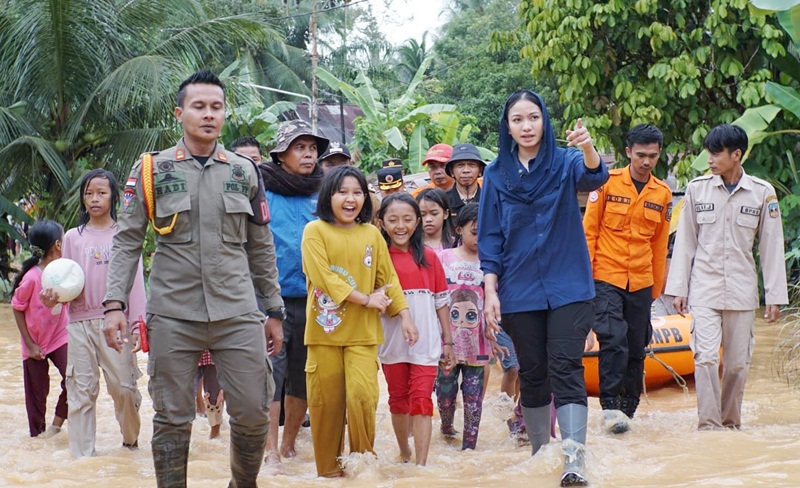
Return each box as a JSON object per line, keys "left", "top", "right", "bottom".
{"left": 11, "top": 220, "right": 69, "bottom": 438}
{"left": 62, "top": 169, "right": 146, "bottom": 457}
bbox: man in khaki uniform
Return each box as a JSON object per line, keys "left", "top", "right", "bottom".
{"left": 103, "top": 70, "right": 284, "bottom": 487}
{"left": 666, "top": 124, "right": 788, "bottom": 430}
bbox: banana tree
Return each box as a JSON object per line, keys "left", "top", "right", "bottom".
{"left": 317, "top": 56, "right": 461, "bottom": 173}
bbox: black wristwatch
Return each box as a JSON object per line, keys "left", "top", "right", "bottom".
{"left": 266, "top": 306, "right": 287, "bottom": 321}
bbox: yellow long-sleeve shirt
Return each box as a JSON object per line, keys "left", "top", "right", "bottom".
{"left": 302, "top": 220, "right": 408, "bottom": 346}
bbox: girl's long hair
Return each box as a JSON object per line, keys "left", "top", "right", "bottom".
{"left": 378, "top": 193, "right": 428, "bottom": 268}
{"left": 77, "top": 169, "right": 119, "bottom": 233}
{"left": 11, "top": 220, "right": 64, "bottom": 294}
{"left": 415, "top": 187, "right": 455, "bottom": 249}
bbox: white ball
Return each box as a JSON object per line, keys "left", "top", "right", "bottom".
{"left": 42, "top": 258, "right": 85, "bottom": 303}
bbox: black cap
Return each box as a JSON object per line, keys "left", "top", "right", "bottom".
{"left": 446, "top": 143, "right": 486, "bottom": 176}
{"left": 318, "top": 141, "right": 351, "bottom": 162}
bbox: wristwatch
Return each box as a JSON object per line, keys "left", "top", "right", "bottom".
{"left": 266, "top": 306, "right": 287, "bottom": 321}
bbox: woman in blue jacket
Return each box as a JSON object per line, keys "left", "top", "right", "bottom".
{"left": 478, "top": 90, "right": 608, "bottom": 486}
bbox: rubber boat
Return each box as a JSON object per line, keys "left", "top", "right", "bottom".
{"left": 583, "top": 314, "right": 694, "bottom": 396}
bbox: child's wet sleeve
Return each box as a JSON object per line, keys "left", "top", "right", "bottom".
{"left": 374, "top": 236, "right": 407, "bottom": 316}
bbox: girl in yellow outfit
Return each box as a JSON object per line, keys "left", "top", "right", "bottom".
{"left": 302, "top": 166, "right": 418, "bottom": 477}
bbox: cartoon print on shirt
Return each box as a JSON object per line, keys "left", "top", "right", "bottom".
{"left": 313, "top": 287, "right": 343, "bottom": 333}
{"left": 449, "top": 289, "right": 482, "bottom": 358}
{"left": 767, "top": 195, "right": 779, "bottom": 219}
{"left": 363, "top": 245, "right": 373, "bottom": 268}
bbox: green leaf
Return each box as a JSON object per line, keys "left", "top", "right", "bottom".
{"left": 778, "top": 6, "right": 800, "bottom": 46}
{"left": 766, "top": 82, "right": 800, "bottom": 120}
{"left": 383, "top": 127, "right": 406, "bottom": 151}
{"left": 399, "top": 104, "right": 457, "bottom": 124}
{"left": 408, "top": 124, "right": 428, "bottom": 173}
{"left": 0, "top": 136, "right": 71, "bottom": 190}
{"left": 750, "top": 0, "right": 800, "bottom": 11}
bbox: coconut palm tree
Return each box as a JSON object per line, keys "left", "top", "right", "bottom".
{"left": 0, "top": 0, "right": 281, "bottom": 219}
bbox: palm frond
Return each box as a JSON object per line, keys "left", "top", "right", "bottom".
{"left": 0, "top": 136, "right": 70, "bottom": 190}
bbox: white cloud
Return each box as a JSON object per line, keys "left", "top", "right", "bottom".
{"left": 370, "top": 0, "right": 450, "bottom": 46}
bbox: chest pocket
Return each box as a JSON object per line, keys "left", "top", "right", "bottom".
{"left": 735, "top": 213, "right": 759, "bottom": 229}
{"left": 222, "top": 193, "right": 253, "bottom": 244}
{"left": 155, "top": 192, "right": 191, "bottom": 243}
{"left": 602, "top": 203, "right": 628, "bottom": 231}
{"left": 639, "top": 207, "right": 661, "bottom": 237}
{"left": 696, "top": 211, "right": 716, "bottom": 225}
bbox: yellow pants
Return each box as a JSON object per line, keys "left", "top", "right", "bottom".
{"left": 306, "top": 344, "right": 379, "bottom": 477}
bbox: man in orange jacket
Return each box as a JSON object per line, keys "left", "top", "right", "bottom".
{"left": 583, "top": 124, "right": 672, "bottom": 433}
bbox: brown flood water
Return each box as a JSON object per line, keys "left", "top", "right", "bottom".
{"left": 1, "top": 303, "right": 799, "bottom": 487}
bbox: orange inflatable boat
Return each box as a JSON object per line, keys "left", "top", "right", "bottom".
{"left": 583, "top": 314, "right": 694, "bottom": 396}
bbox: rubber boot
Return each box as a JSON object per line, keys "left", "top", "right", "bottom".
{"left": 521, "top": 405, "right": 551, "bottom": 455}
{"left": 152, "top": 438, "right": 190, "bottom": 488}
{"left": 556, "top": 404, "right": 588, "bottom": 487}
{"left": 229, "top": 431, "right": 267, "bottom": 488}
{"left": 599, "top": 397, "right": 629, "bottom": 434}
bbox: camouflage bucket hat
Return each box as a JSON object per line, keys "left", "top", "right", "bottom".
{"left": 270, "top": 121, "right": 330, "bottom": 164}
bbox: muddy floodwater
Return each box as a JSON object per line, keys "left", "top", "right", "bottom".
{"left": 1, "top": 304, "right": 799, "bottom": 487}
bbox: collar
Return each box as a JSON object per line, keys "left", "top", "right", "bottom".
{"left": 710, "top": 167, "right": 751, "bottom": 191}
{"left": 176, "top": 139, "right": 229, "bottom": 163}
{"left": 622, "top": 165, "right": 658, "bottom": 190}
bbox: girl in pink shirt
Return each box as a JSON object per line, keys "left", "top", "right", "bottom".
{"left": 11, "top": 220, "right": 69, "bottom": 438}
{"left": 62, "top": 169, "right": 146, "bottom": 457}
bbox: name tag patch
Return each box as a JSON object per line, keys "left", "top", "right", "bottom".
{"left": 740, "top": 206, "right": 761, "bottom": 217}
{"left": 644, "top": 201, "right": 664, "bottom": 212}
{"left": 606, "top": 194, "right": 631, "bottom": 204}
{"left": 155, "top": 171, "right": 187, "bottom": 196}
{"left": 695, "top": 203, "right": 714, "bottom": 212}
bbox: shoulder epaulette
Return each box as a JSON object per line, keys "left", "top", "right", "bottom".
{"left": 691, "top": 174, "right": 714, "bottom": 183}
{"left": 608, "top": 168, "right": 625, "bottom": 176}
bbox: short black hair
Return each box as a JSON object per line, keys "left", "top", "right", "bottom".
{"left": 316, "top": 166, "right": 372, "bottom": 225}
{"left": 626, "top": 124, "right": 663, "bottom": 149}
{"left": 455, "top": 202, "right": 479, "bottom": 228}
{"left": 176, "top": 69, "right": 225, "bottom": 107}
{"left": 78, "top": 169, "right": 119, "bottom": 230}
{"left": 231, "top": 136, "right": 260, "bottom": 152}
{"left": 703, "top": 124, "right": 748, "bottom": 155}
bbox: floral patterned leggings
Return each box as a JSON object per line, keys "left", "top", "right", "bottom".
{"left": 435, "top": 364, "right": 485, "bottom": 450}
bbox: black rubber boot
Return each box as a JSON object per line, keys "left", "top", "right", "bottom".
{"left": 152, "top": 438, "right": 190, "bottom": 488}
{"left": 228, "top": 431, "right": 267, "bottom": 488}
{"left": 556, "top": 404, "right": 589, "bottom": 487}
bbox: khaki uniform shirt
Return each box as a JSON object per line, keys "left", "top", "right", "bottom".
{"left": 665, "top": 170, "right": 788, "bottom": 310}
{"left": 105, "top": 139, "right": 283, "bottom": 322}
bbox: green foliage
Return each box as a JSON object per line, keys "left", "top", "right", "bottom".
{"left": 0, "top": 0, "right": 283, "bottom": 225}
{"left": 318, "top": 57, "right": 463, "bottom": 173}
{"left": 501, "top": 0, "right": 787, "bottom": 179}
{"left": 432, "top": 0, "right": 561, "bottom": 149}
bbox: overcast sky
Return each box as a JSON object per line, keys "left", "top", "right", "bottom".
{"left": 371, "top": 0, "right": 450, "bottom": 46}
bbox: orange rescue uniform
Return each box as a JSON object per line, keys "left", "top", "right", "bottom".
{"left": 583, "top": 166, "right": 672, "bottom": 299}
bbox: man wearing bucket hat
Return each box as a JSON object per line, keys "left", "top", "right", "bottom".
{"left": 377, "top": 158, "right": 406, "bottom": 196}
{"left": 411, "top": 144, "right": 455, "bottom": 197}
{"left": 445, "top": 143, "right": 485, "bottom": 219}
{"left": 318, "top": 141, "right": 352, "bottom": 173}
{"left": 259, "top": 120, "right": 331, "bottom": 468}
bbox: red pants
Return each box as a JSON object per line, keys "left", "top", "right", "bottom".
{"left": 23, "top": 343, "right": 68, "bottom": 437}
{"left": 382, "top": 362, "right": 437, "bottom": 416}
